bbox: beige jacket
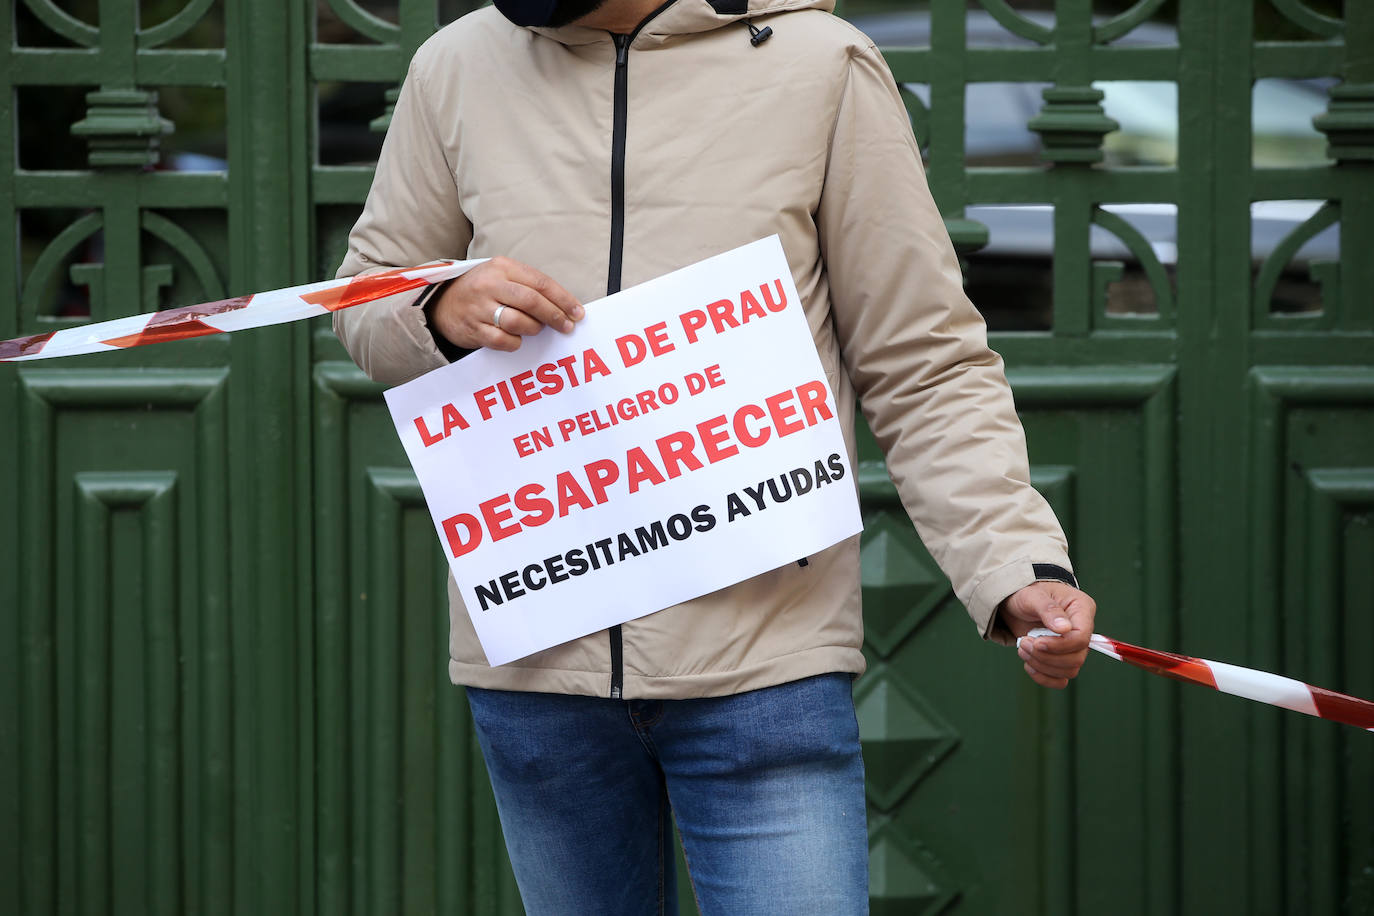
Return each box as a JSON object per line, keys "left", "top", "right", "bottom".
{"left": 335, "top": 0, "right": 1073, "bottom": 699}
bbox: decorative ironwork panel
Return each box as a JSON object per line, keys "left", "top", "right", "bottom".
{"left": 12, "top": 368, "right": 231, "bottom": 916}
{"left": 1249, "top": 368, "right": 1374, "bottom": 916}
{"left": 859, "top": 1, "right": 1369, "bottom": 913}
{"left": 311, "top": 362, "right": 523, "bottom": 914}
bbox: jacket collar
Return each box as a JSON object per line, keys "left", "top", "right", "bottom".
{"left": 529, "top": 0, "right": 836, "bottom": 47}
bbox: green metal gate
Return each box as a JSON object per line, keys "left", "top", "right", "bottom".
{"left": 1, "top": 1, "right": 1369, "bottom": 913}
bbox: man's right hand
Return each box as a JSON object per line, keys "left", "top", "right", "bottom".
{"left": 430, "top": 256, "right": 584, "bottom": 352}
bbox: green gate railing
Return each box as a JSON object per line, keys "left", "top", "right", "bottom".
{"left": 2, "top": 1, "right": 1370, "bottom": 914}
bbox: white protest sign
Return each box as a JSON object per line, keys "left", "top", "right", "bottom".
{"left": 384, "top": 236, "right": 862, "bottom": 666}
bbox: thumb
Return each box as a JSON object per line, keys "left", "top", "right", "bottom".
{"left": 1021, "top": 583, "right": 1074, "bottom": 634}
{"left": 1043, "top": 600, "right": 1073, "bottom": 634}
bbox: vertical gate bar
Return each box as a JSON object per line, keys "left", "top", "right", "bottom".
{"left": 1247, "top": 373, "right": 1286, "bottom": 912}
{"left": 1337, "top": 7, "right": 1373, "bottom": 332}
{"left": 304, "top": 9, "right": 344, "bottom": 914}
{"left": 927, "top": 0, "right": 967, "bottom": 216}
{"left": 1052, "top": 0, "right": 1091, "bottom": 84}
{"left": 311, "top": 381, "right": 352, "bottom": 916}
{"left": 97, "top": 0, "right": 135, "bottom": 85}
{"left": 0, "top": 1, "right": 23, "bottom": 910}
{"left": 197, "top": 382, "right": 234, "bottom": 916}
{"left": 286, "top": 3, "right": 318, "bottom": 915}
{"left": 1346, "top": 5, "right": 1374, "bottom": 85}
{"left": 76, "top": 495, "right": 112, "bottom": 916}
{"left": 1303, "top": 487, "right": 1340, "bottom": 916}
{"left": 144, "top": 485, "right": 180, "bottom": 916}
{"left": 224, "top": 0, "right": 313, "bottom": 910}
{"left": 399, "top": 515, "right": 435, "bottom": 916}
{"left": 400, "top": 0, "right": 441, "bottom": 54}
{"left": 1049, "top": 0, "right": 1093, "bottom": 338}
{"left": 437, "top": 582, "right": 468, "bottom": 913}
{"left": 18, "top": 388, "right": 57, "bottom": 916}
{"left": 1042, "top": 15, "right": 1098, "bottom": 901}
{"left": 1244, "top": 0, "right": 1297, "bottom": 900}
{"left": 1041, "top": 687, "right": 1074, "bottom": 916}
{"left": 1140, "top": 377, "right": 1180, "bottom": 916}
{"left": 101, "top": 198, "right": 145, "bottom": 322}
{"left": 1050, "top": 179, "right": 1091, "bottom": 337}
{"left": 367, "top": 515, "right": 401, "bottom": 915}
{"left": 92, "top": 0, "right": 145, "bottom": 327}
{"left": 1177, "top": 1, "right": 1256, "bottom": 914}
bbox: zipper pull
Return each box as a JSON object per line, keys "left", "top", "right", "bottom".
{"left": 614, "top": 33, "right": 629, "bottom": 66}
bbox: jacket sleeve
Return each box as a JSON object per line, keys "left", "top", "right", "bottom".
{"left": 815, "top": 43, "right": 1073, "bottom": 643}
{"left": 333, "top": 53, "right": 475, "bottom": 387}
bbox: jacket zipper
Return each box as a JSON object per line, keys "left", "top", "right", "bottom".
{"left": 606, "top": 31, "right": 631, "bottom": 700}
{"left": 605, "top": 3, "right": 675, "bottom": 700}
{"left": 607, "top": 32, "right": 631, "bottom": 300}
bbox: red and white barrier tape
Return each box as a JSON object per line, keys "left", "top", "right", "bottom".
{"left": 0, "top": 260, "right": 481, "bottom": 362}
{"left": 9, "top": 266, "right": 1373, "bottom": 735}
{"left": 1022, "top": 628, "right": 1374, "bottom": 732}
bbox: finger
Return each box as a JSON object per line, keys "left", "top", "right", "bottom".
{"left": 501, "top": 263, "right": 584, "bottom": 324}
{"left": 1038, "top": 598, "right": 1096, "bottom": 654}
{"left": 1024, "top": 661, "right": 1069, "bottom": 690}
{"left": 1066, "top": 595, "right": 1097, "bottom": 636}
{"left": 492, "top": 305, "right": 543, "bottom": 338}
{"left": 430, "top": 277, "right": 509, "bottom": 349}
{"left": 1019, "top": 647, "right": 1086, "bottom": 678}
{"left": 1018, "top": 638, "right": 1086, "bottom": 669}
{"left": 496, "top": 281, "right": 579, "bottom": 334}
{"left": 474, "top": 321, "right": 524, "bottom": 352}
{"left": 1033, "top": 627, "right": 1089, "bottom": 655}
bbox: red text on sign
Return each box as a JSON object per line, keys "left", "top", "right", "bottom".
{"left": 616, "top": 321, "right": 675, "bottom": 367}
{"left": 440, "top": 379, "right": 834, "bottom": 559}
{"left": 679, "top": 279, "right": 787, "bottom": 345}
{"left": 473, "top": 347, "right": 613, "bottom": 422}
{"left": 415, "top": 402, "right": 471, "bottom": 447}
{"left": 684, "top": 364, "right": 727, "bottom": 396}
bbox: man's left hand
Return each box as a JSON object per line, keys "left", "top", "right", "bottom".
{"left": 999, "top": 582, "right": 1097, "bottom": 689}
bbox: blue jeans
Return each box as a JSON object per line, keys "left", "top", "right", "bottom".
{"left": 466, "top": 673, "right": 869, "bottom": 915}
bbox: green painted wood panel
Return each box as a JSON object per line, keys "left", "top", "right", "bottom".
{"left": 2, "top": 1, "right": 1370, "bottom": 914}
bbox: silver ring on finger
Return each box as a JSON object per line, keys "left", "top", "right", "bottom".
{"left": 492, "top": 305, "right": 507, "bottom": 330}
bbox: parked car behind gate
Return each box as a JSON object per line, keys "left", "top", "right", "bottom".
{"left": 847, "top": 9, "right": 1339, "bottom": 330}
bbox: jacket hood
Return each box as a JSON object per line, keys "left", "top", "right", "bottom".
{"left": 529, "top": 0, "right": 836, "bottom": 46}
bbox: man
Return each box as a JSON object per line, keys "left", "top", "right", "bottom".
{"left": 336, "top": 0, "right": 1097, "bottom": 911}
